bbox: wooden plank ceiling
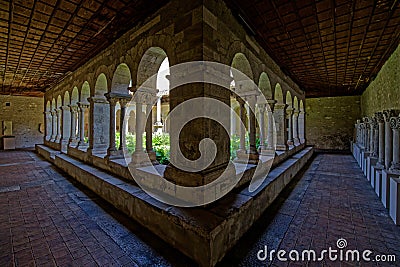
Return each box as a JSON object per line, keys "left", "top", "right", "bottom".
{"left": 0, "top": 0, "right": 399, "bottom": 98}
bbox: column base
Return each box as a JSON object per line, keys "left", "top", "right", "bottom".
{"left": 234, "top": 150, "right": 259, "bottom": 164}
{"left": 106, "top": 148, "right": 123, "bottom": 160}
{"left": 68, "top": 139, "right": 79, "bottom": 148}
{"left": 275, "top": 144, "right": 288, "bottom": 151}
{"left": 293, "top": 138, "right": 300, "bottom": 146}
{"left": 77, "top": 142, "right": 89, "bottom": 150}
{"left": 259, "top": 148, "right": 275, "bottom": 156}
{"left": 55, "top": 136, "right": 62, "bottom": 143}
{"left": 375, "top": 169, "right": 382, "bottom": 197}
{"left": 382, "top": 170, "right": 400, "bottom": 209}
{"left": 130, "top": 151, "right": 152, "bottom": 166}
{"left": 61, "top": 139, "right": 69, "bottom": 153}
{"left": 389, "top": 178, "right": 400, "bottom": 225}
{"left": 366, "top": 156, "right": 377, "bottom": 181}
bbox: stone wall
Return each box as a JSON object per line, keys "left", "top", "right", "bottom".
{"left": 0, "top": 95, "right": 44, "bottom": 148}
{"left": 361, "top": 44, "right": 400, "bottom": 116}
{"left": 306, "top": 96, "right": 361, "bottom": 151}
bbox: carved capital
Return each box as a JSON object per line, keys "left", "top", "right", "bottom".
{"left": 375, "top": 112, "right": 384, "bottom": 123}
{"left": 383, "top": 110, "right": 398, "bottom": 122}
{"left": 78, "top": 102, "right": 89, "bottom": 109}
{"left": 68, "top": 104, "right": 78, "bottom": 113}
{"left": 390, "top": 117, "right": 400, "bottom": 130}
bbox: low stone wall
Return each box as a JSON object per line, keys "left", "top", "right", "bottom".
{"left": 37, "top": 144, "right": 313, "bottom": 266}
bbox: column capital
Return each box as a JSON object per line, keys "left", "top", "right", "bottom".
{"left": 375, "top": 112, "right": 384, "bottom": 123}
{"left": 44, "top": 111, "right": 51, "bottom": 115}
{"left": 274, "top": 103, "right": 287, "bottom": 110}
{"left": 68, "top": 104, "right": 78, "bottom": 112}
{"left": 390, "top": 117, "right": 400, "bottom": 130}
{"left": 257, "top": 103, "right": 266, "bottom": 113}
{"left": 119, "top": 98, "right": 130, "bottom": 108}
{"left": 370, "top": 117, "right": 378, "bottom": 129}
{"left": 383, "top": 110, "right": 399, "bottom": 121}
{"left": 88, "top": 95, "right": 107, "bottom": 104}
{"left": 78, "top": 102, "right": 89, "bottom": 109}
{"left": 61, "top": 105, "right": 70, "bottom": 111}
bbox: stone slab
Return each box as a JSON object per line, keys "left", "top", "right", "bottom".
{"left": 389, "top": 178, "right": 400, "bottom": 225}
{"left": 382, "top": 170, "right": 400, "bottom": 209}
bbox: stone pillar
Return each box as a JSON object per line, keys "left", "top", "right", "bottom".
{"left": 44, "top": 111, "right": 52, "bottom": 141}
{"left": 237, "top": 97, "right": 246, "bottom": 154}
{"left": 384, "top": 110, "right": 395, "bottom": 169}
{"left": 376, "top": 113, "right": 385, "bottom": 167}
{"left": 145, "top": 103, "right": 157, "bottom": 161}
{"left": 68, "top": 105, "right": 78, "bottom": 147}
{"left": 55, "top": 108, "right": 62, "bottom": 143}
{"left": 50, "top": 111, "right": 57, "bottom": 142}
{"left": 118, "top": 98, "right": 130, "bottom": 152}
{"left": 298, "top": 110, "right": 306, "bottom": 144}
{"left": 105, "top": 95, "right": 119, "bottom": 158}
{"left": 371, "top": 117, "right": 378, "bottom": 158}
{"left": 155, "top": 97, "right": 163, "bottom": 134}
{"left": 258, "top": 103, "right": 266, "bottom": 152}
{"left": 274, "top": 103, "right": 288, "bottom": 151}
{"left": 286, "top": 107, "right": 294, "bottom": 146}
{"left": 364, "top": 118, "right": 370, "bottom": 152}
{"left": 292, "top": 110, "right": 300, "bottom": 145}
{"left": 88, "top": 96, "right": 109, "bottom": 156}
{"left": 246, "top": 94, "right": 258, "bottom": 156}
{"left": 266, "top": 100, "right": 276, "bottom": 152}
{"left": 77, "top": 102, "right": 89, "bottom": 149}
{"left": 60, "top": 106, "right": 71, "bottom": 152}
{"left": 390, "top": 117, "right": 400, "bottom": 174}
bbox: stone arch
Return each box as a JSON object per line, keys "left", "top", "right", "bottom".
{"left": 293, "top": 96, "right": 299, "bottom": 111}
{"left": 71, "top": 87, "right": 79, "bottom": 105}
{"left": 94, "top": 73, "right": 108, "bottom": 97}
{"left": 111, "top": 63, "right": 131, "bottom": 93}
{"left": 81, "top": 81, "right": 90, "bottom": 103}
{"left": 258, "top": 72, "right": 272, "bottom": 99}
{"left": 137, "top": 47, "right": 168, "bottom": 88}
{"left": 231, "top": 52, "right": 254, "bottom": 81}
{"left": 274, "top": 83, "right": 284, "bottom": 104}
{"left": 63, "top": 91, "right": 70, "bottom": 106}
{"left": 285, "top": 91, "right": 293, "bottom": 108}
{"left": 56, "top": 95, "right": 62, "bottom": 108}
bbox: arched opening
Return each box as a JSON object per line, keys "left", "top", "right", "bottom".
{"left": 259, "top": 72, "right": 272, "bottom": 100}
{"left": 111, "top": 63, "right": 131, "bottom": 93}
{"left": 131, "top": 47, "right": 170, "bottom": 165}
{"left": 56, "top": 95, "right": 62, "bottom": 143}
{"left": 285, "top": 91, "right": 293, "bottom": 146}
{"left": 274, "top": 83, "right": 284, "bottom": 104}
{"left": 230, "top": 53, "right": 256, "bottom": 159}
{"left": 78, "top": 82, "right": 90, "bottom": 148}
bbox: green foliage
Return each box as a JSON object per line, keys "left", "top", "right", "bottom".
{"left": 115, "top": 132, "right": 170, "bottom": 164}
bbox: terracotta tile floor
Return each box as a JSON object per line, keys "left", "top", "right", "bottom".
{"left": 220, "top": 153, "right": 400, "bottom": 267}
{"left": 0, "top": 150, "right": 193, "bottom": 267}
{"left": 1, "top": 151, "right": 399, "bottom": 267}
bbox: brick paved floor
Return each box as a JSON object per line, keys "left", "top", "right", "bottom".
{"left": 1, "top": 151, "right": 400, "bottom": 267}
{"left": 220, "top": 153, "right": 400, "bottom": 267}
{"left": 0, "top": 150, "right": 193, "bottom": 267}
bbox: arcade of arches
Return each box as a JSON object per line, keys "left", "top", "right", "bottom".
{"left": 0, "top": 0, "right": 399, "bottom": 266}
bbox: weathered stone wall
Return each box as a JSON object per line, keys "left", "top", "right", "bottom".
{"left": 306, "top": 96, "right": 361, "bottom": 150}
{"left": 361, "top": 44, "right": 400, "bottom": 116}
{"left": 0, "top": 95, "right": 44, "bottom": 148}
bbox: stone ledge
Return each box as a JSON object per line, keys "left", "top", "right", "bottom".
{"left": 36, "top": 144, "right": 60, "bottom": 163}
{"left": 37, "top": 145, "right": 313, "bottom": 266}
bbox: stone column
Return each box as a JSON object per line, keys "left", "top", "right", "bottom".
{"left": 292, "top": 110, "right": 300, "bottom": 145}
{"left": 105, "top": 95, "right": 119, "bottom": 158}
{"left": 266, "top": 100, "right": 276, "bottom": 151}
{"left": 374, "top": 113, "right": 384, "bottom": 165}
{"left": 68, "top": 105, "right": 78, "bottom": 147}
{"left": 145, "top": 103, "right": 157, "bottom": 161}
{"left": 60, "top": 106, "right": 71, "bottom": 152}
{"left": 384, "top": 110, "right": 395, "bottom": 169}
{"left": 390, "top": 117, "right": 400, "bottom": 174}
{"left": 88, "top": 96, "right": 109, "bottom": 156}
{"left": 286, "top": 107, "right": 294, "bottom": 146}
{"left": 44, "top": 111, "right": 52, "bottom": 141}
{"left": 364, "top": 118, "right": 370, "bottom": 152}
{"left": 50, "top": 111, "right": 57, "bottom": 142}
{"left": 237, "top": 97, "right": 246, "bottom": 155}
{"left": 77, "top": 102, "right": 89, "bottom": 149}
{"left": 246, "top": 94, "right": 258, "bottom": 156}
{"left": 155, "top": 97, "right": 163, "bottom": 134}
{"left": 298, "top": 110, "right": 306, "bottom": 144}
{"left": 274, "top": 103, "right": 288, "bottom": 151}
{"left": 55, "top": 108, "right": 62, "bottom": 143}
{"left": 371, "top": 117, "right": 378, "bottom": 158}
{"left": 258, "top": 103, "right": 266, "bottom": 152}
{"left": 118, "top": 98, "right": 130, "bottom": 152}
